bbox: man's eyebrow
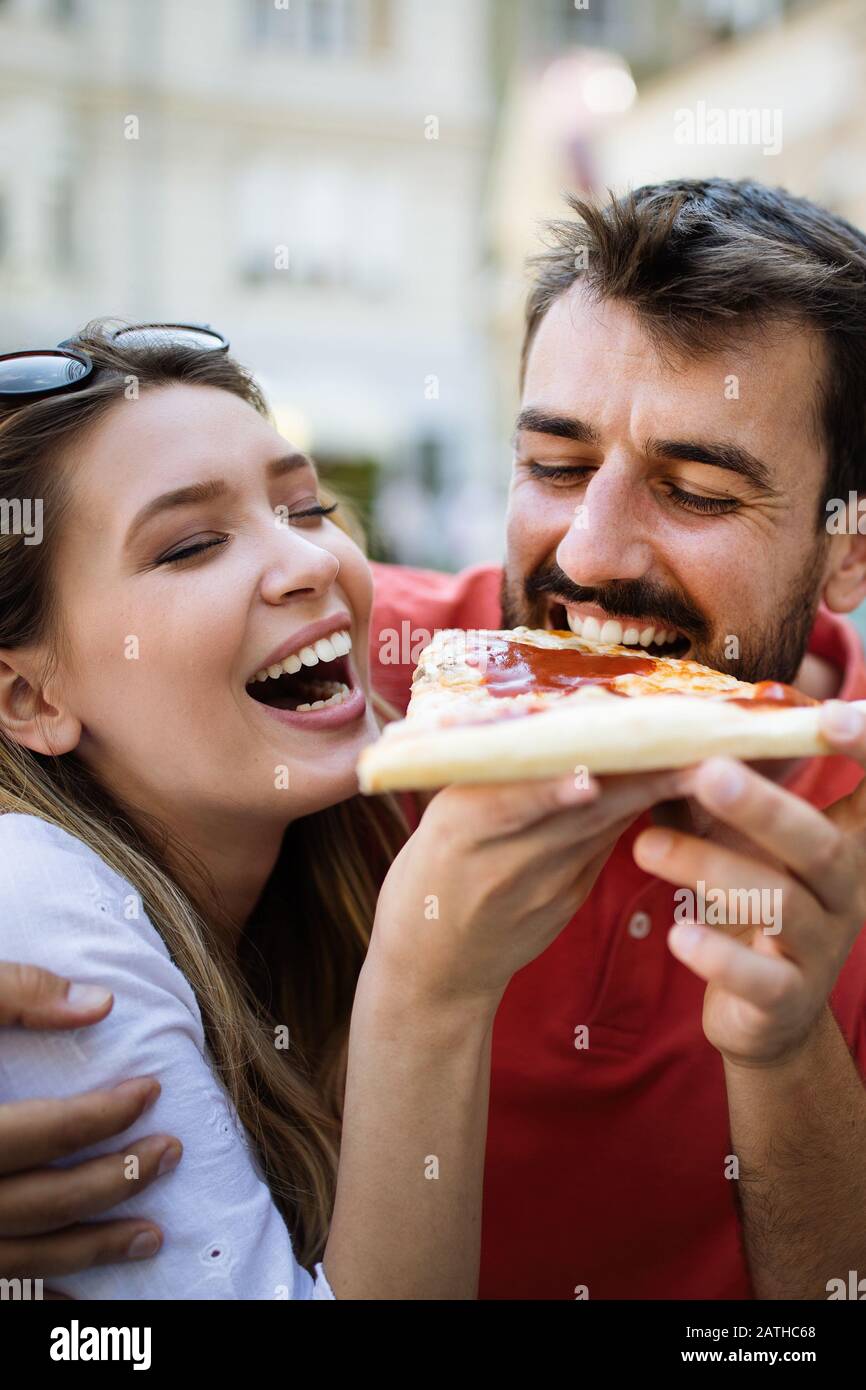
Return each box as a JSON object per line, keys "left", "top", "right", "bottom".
{"left": 125, "top": 453, "right": 314, "bottom": 546}
{"left": 646, "top": 438, "right": 777, "bottom": 492}
{"left": 514, "top": 408, "right": 601, "bottom": 447}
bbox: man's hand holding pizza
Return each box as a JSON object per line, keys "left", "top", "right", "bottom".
{"left": 633, "top": 697, "right": 866, "bottom": 1299}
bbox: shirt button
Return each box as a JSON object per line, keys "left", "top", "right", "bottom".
{"left": 627, "top": 911, "right": 652, "bottom": 939}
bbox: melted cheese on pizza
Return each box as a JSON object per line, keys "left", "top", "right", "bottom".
{"left": 406, "top": 627, "right": 816, "bottom": 731}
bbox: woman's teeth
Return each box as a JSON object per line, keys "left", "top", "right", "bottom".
{"left": 250, "top": 629, "right": 352, "bottom": 685}
{"left": 565, "top": 611, "right": 680, "bottom": 648}
{"left": 296, "top": 681, "right": 351, "bottom": 713}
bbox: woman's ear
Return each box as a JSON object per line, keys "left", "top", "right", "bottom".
{"left": 0, "top": 651, "right": 81, "bottom": 756}
{"left": 823, "top": 530, "right": 866, "bottom": 615}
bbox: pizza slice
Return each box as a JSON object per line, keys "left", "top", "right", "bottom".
{"left": 358, "top": 626, "right": 865, "bottom": 792}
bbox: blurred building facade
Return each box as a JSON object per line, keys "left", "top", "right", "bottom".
{"left": 487, "top": 0, "right": 841, "bottom": 426}
{"left": 1, "top": 0, "right": 864, "bottom": 579}
{"left": 0, "top": 0, "right": 503, "bottom": 566}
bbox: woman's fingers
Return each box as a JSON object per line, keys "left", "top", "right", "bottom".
{"left": 0, "top": 1076, "right": 161, "bottom": 1176}
{"left": 0, "top": 961, "right": 112, "bottom": 1030}
{"left": 0, "top": 1218, "right": 164, "bottom": 1280}
{"left": 0, "top": 1134, "right": 183, "bottom": 1236}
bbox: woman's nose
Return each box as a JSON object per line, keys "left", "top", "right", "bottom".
{"left": 259, "top": 526, "right": 341, "bottom": 605}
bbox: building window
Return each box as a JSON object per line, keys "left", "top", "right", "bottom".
{"left": 50, "top": 177, "right": 77, "bottom": 272}
{"left": 689, "top": 0, "right": 786, "bottom": 34}
{"left": 250, "top": 0, "right": 390, "bottom": 57}
{"left": 48, "top": 0, "right": 80, "bottom": 24}
{"left": 236, "top": 162, "right": 401, "bottom": 296}
{"left": 530, "top": 0, "right": 636, "bottom": 52}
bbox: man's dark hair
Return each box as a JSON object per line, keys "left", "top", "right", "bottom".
{"left": 522, "top": 179, "right": 866, "bottom": 527}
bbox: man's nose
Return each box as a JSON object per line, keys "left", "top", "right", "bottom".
{"left": 556, "top": 463, "right": 653, "bottom": 587}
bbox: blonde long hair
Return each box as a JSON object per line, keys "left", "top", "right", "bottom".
{"left": 0, "top": 325, "right": 405, "bottom": 1266}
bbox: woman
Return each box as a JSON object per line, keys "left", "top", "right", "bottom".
{"left": 0, "top": 325, "right": 681, "bottom": 1297}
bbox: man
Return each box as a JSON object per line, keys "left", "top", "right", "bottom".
{"left": 4, "top": 178, "right": 866, "bottom": 1298}
{"left": 369, "top": 178, "right": 866, "bottom": 1300}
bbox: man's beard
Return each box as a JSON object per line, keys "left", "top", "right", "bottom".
{"left": 500, "top": 539, "right": 828, "bottom": 686}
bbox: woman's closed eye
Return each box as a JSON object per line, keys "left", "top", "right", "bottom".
{"left": 154, "top": 502, "right": 339, "bottom": 566}
{"left": 156, "top": 535, "right": 230, "bottom": 566}
{"left": 275, "top": 501, "right": 339, "bottom": 527}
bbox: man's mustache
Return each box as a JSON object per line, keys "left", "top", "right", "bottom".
{"left": 525, "top": 564, "right": 710, "bottom": 642}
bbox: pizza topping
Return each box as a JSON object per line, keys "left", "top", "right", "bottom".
{"left": 477, "top": 636, "right": 816, "bottom": 708}
{"left": 725, "top": 681, "right": 818, "bottom": 708}
{"left": 482, "top": 636, "right": 658, "bottom": 699}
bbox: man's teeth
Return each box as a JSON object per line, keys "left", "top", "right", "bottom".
{"left": 250, "top": 629, "right": 352, "bottom": 684}
{"left": 296, "top": 682, "right": 351, "bottom": 713}
{"left": 565, "top": 611, "right": 680, "bottom": 648}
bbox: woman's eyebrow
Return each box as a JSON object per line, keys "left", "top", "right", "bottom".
{"left": 267, "top": 451, "right": 315, "bottom": 480}
{"left": 124, "top": 478, "right": 228, "bottom": 551}
{"left": 124, "top": 453, "right": 315, "bottom": 548}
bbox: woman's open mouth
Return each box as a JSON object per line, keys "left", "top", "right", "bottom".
{"left": 245, "top": 626, "right": 367, "bottom": 729}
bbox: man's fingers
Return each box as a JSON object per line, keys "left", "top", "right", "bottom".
{"left": 480, "top": 765, "right": 685, "bottom": 842}
{"left": 0, "top": 1219, "right": 163, "bottom": 1280}
{"left": 0, "top": 1134, "right": 183, "bottom": 1236}
{"left": 816, "top": 702, "right": 866, "bottom": 833}
{"left": 585, "top": 768, "right": 691, "bottom": 833}
{"left": 524, "top": 767, "right": 688, "bottom": 853}
{"left": 441, "top": 773, "right": 601, "bottom": 839}
{"left": 815, "top": 701, "right": 866, "bottom": 832}
{"left": 675, "top": 757, "right": 854, "bottom": 916}
{"left": 631, "top": 823, "right": 833, "bottom": 963}
{"left": 667, "top": 922, "right": 801, "bottom": 1008}
{"left": 0, "top": 1077, "right": 162, "bottom": 1176}
{"left": 0, "top": 962, "right": 112, "bottom": 1030}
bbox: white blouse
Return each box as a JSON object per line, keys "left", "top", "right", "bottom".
{"left": 0, "top": 812, "right": 335, "bottom": 1301}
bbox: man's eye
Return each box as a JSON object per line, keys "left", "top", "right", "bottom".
{"left": 527, "top": 462, "right": 738, "bottom": 515}
{"left": 666, "top": 485, "right": 739, "bottom": 515}
{"left": 156, "top": 537, "right": 228, "bottom": 566}
{"left": 526, "top": 462, "right": 590, "bottom": 483}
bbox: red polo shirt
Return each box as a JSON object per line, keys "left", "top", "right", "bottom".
{"left": 370, "top": 561, "right": 866, "bottom": 1300}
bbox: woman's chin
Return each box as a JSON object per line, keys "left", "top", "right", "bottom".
{"left": 279, "top": 707, "right": 381, "bottom": 815}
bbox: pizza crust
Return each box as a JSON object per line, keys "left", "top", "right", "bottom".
{"left": 359, "top": 690, "right": 861, "bottom": 791}
{"left": 358, "top": 627, "right": 862, "bottom": 793}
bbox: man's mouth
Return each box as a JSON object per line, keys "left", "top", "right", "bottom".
{"left": 246, "top": 627, "right": 355, "bottom": 712}
{"left": 548, "top": 602, "right": 692, "bottom": 659}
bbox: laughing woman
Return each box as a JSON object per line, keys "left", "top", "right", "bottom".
{"left": 0, "top": 325, "right": 678, "bottom": 1299}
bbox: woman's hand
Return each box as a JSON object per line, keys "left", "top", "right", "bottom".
{"left": 0, "top": 962, "right": 180, "bottom": 1281}
{"left": 371, "top": 767, "right": 683, "bottom": 1009}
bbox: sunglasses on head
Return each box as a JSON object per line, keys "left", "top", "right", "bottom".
{"left": 0, "top": 323, "right": 230, "bottom": 402}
